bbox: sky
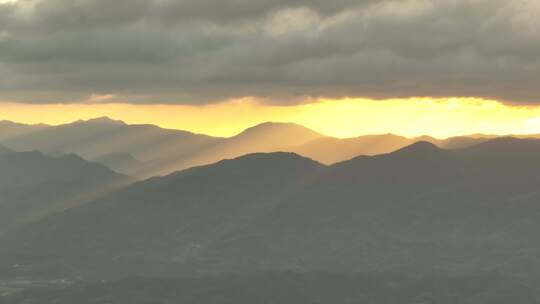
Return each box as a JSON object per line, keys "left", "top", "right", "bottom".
{"left": 1, "top": 0, "right": 540, "bottom": 138}
{"left": 3, "top": 97, "right": 540, "bottom": 138}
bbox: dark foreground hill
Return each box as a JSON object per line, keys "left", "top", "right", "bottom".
{"left": 2, "top": 139, "right": 540, "bottom": 281}
{"left": 0, "top": 151, "right": 133, "bottom": 234}
{"left": 2, "top": 272, "right": 537, "bottom": 304}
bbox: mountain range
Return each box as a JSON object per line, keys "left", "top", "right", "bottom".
{"left": 3, "top": 138, "right": 540, "bottom": 282}
{"left": 0, "top": 117, "right": 521, "bottom": 178}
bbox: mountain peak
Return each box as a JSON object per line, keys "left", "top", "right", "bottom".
{"left": 255, "top": 121, "right": 300, "bottom": 127}
{"left": 200, "top": 152, "right": 323, "bottom": 173}
{"left": 74, "top": 117, "right": 126, "bottom": 126}
{"left": 234, "top": 122, "right": 323, "bottom": 143}
{"left": 392, "top": 141, "right": 442, "bottom": 156}
{"left": 227, "top": 151, "right": 320, "bottom": 164}
{"left": 163, "top": 151, "right": 323, "bottom": 187}
{"left": 239, "top": 122, "right": 321, "bottom": 136}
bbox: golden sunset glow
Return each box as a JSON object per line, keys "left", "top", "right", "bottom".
{"left": 2, "top": 97, "right": 540, "bottom": 139}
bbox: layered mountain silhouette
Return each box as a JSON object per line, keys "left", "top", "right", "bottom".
{"left": 291, "top": 134, "right": 416, "bottom": 164}
{"left": 144, "top": 122, "right": 324, "bottom": 177}
{"left": 3, "top": 138, "right": 540, "bottom": 280}
{"left": 1, "top": 118, "right": 219, "bottom": 177}
{"left": 0, "top": 117, "right": 510, "bottom": 178}
{"left": 0, "top": 151, "right": 132, "bottom": 235}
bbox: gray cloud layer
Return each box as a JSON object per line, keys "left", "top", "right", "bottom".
{"left": 0, "top": 0, "right": 539, "bottom": 104}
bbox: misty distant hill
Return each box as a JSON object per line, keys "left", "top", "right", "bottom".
{"left": 290, "top": 134, "right": 415, "bottom": 163}
{"left": 0, "top": 151, "right": 133, "bottom": 235}
{"left": 1, "top": 119, "right": 323, "bottom": 178}
{"left": 2, "top": 117, "right": 220, "bottom": 177}
{"left": 0, "top": 118, "right": 499, "bottom": 178}
{"left": 0, "top": 119, "right": 325, "bottom": 178}
{"left": 3, "top": 138, "right": 540, "bottom": 280}
{"left": 144, "top": 122, "right": 324, "bottom": 176}
{"left": 0, "top": 121, "right": 49, "bottom": 142}
{"left": 290, "top": 134, "right": 497, "bottom": 164}
{"left": 2, "top": 272, "right": 536, "bottom": 304}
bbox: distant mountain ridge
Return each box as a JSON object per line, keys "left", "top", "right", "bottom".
{"left": 1, "top": 117, "right": 220, "bottom": 177}
{"left": 0, "top": 121, "right": 49, "bottom": 142}
{"left": 1, "top": 117, "right": 537, "bottom": 178}
{"left": 147, "top": 122, "right": 324, "bottom": 176}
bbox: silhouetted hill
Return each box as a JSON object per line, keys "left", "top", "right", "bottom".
{"left": 291, "top": 134, "right": 414, "bottom": 164}
{"left": 386, "top": 140, "right": 442, "bottom": 156}
{"left": 236, "top": 122, "right": 322, "bottom": 144}
{"left": 3, "top": 138, "right": 540, "bottom": 280}
{"left": 0, "top": 151, "right": 133, "bottom": 235}
{"left": 139, "top": 122, "right": 324, "bottom": 177}
{"left": 2, "top": 272, "right": 536, "bottom": 304}
{"left": 292, "top": 134, "right": 492, "bottom": 164}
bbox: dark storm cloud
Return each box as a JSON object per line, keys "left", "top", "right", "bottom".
{"left": 0, "top": 0, "right": 375, "bottom": 31}
{"left": 0, "top": 0, "right": 539, "bottom": 104}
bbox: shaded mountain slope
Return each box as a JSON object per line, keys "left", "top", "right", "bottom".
{"left": 3, "top": 139, "right": 540, "bottom": 279}
{"left": 0, "top": 151, "right": 133, "bottom": 235}
{"left": 0, "top": 153, "right": 322, "bottom": 278}
{"left": 206, "top": 139, "right": 540, "bottom": 275}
